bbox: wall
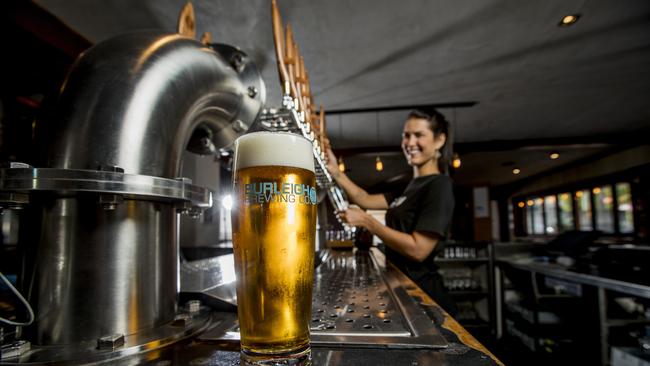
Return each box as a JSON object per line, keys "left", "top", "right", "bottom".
{"left": 179, "top": 151, "right": 223, "bottom": 248}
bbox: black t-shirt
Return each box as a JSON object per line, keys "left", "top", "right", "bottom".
{"left": 383, "top": 174, "right": 454, "bottom": 282}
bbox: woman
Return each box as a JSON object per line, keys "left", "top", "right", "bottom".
{"left": 325, "top": 109, "right": 457, "bottom": 315}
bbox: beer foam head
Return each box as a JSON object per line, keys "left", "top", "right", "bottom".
{"left": 234, "top": 132, "right": 315, "bottom": 172}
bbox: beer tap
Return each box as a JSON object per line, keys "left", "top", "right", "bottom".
{"left": 319, "top": 106, "right": 327, "bottom": 161}
{"left": 269, "top": 0, "right": 333, "bottom": 185}
{"left": 271, "top": 0, "right": 291, "bottom": 96}
{"left": 285, "top": 25, "right": 301, "bottom": 113}
{"left": 177, "top": 2, "right": 196, "bottom": 39}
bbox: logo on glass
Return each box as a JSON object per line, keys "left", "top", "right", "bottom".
{"left": 245, "top": 182, "right": 317, "bottom": 205}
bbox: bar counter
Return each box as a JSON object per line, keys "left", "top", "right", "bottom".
{"left": 116, "top": 248, "right": 502, "bottom": 365}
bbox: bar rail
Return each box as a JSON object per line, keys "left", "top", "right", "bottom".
{"left": 498, "top": 257, "right": 650, "bottom": 299}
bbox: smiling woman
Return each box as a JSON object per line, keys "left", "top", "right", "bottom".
{"left": 325, "top": 109, "right": 458, "bottom": 315}
{"left": 401, "top": 110, "right": 452, "bottom": 175}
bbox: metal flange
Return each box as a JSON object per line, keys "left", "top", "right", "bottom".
{"left": 0, "top": 168, "right": 212, "bottom": 208}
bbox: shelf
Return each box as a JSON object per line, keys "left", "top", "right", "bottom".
{"left": 505, "top": 307, "right": 535, "bottom": 324}
{"left": 444, "top": 242, "right": 490, "bottom": 248}
{"left": 437, "top": 242, "right": 495, "bottom": 338}
{"left": 504, "top": 303, "right": 562, "bottom": 325}
{"left": 605, "top": 318, "right": 650, "bottom": 327}
{"left": 436, "top": 258, "right": 489, "bottom": 263}
{"left": 448, "top": 290, "right": 488, "bottom": 296}
{"left": 504, "top": 320, "right": 536, "bottom": 352}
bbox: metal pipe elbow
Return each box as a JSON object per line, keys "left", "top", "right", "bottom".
{"left": 39, "top": 31, "right": 265, "bottom": 178}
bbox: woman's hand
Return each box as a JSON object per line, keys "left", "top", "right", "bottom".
{"left": 337, "top": 206, "right": 370, "bottom": 228}
{"left": 325, "top": 147, "right": 340, "bottom": 178}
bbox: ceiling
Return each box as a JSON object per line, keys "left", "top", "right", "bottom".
{"left": 34, "top": 0, "right": 650, "bottom": 189}
{"left": 342, "top": 145, "right": 612, "bottom": 192}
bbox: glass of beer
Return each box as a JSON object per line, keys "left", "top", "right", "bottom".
{"left": 232, "top": 132, "right": 317, "bottom": 365}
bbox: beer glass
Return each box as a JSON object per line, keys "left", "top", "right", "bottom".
{"left": 232, "top": 132, "right": 317, "bottom": 365}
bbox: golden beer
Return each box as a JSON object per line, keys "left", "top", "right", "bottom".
{"left": 232, "top": 132, "right": 316, "bottom": 365}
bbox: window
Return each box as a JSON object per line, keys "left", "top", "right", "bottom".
{"left": 544, "top": 195, "right": 558, "bottom": 234}
{"left": 616, "top": 182, "right": 634, "bottom": 234}
{"left": 558, "top": 192, "right": 574, "bottom": 232}
{"left": 576, "top": 190, "right": 592, "bottom": 230}
{"left": 532, "top": 198, "right": 544, "bottom": 234}
{"left": 526, "top": 200, "right": 534, "bottom": 234}
{"left": 593, "top": 186, "right": 614, "bottom": 233}
{"left": 514, "top": 180, "right": 636, "bottom": 237}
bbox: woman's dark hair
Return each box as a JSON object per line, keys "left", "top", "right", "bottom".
{"left": 406, "top": 109, "right": 452, "bottom": 174}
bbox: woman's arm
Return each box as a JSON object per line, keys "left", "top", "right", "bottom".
{"left": 339, "top": 207, "right": 439, "bottom": 262}
{"left": 325, "top": 148, "right": 388, "bottom": 210}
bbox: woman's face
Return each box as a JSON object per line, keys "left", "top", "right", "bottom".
{"left": 401, "top": 118, "right": 445, "bottom": 167}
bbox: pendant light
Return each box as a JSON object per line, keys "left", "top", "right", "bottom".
{"left": 338, "top": 156, "right": 345, "bottom": 172}
{"left": 374, "top": 112, "right": 384, "bottom": 172}
{"left": 375, "top": 156, "right": 383, "bottom": 171}
{"left": 451, "top": 108, "right": 461, "bottom": 169}
{"left": 452, "top": 152, "right": 461, "bottom": 169}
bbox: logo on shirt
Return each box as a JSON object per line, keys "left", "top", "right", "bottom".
{"left": 390, "top": 196, "right": 407, "bottom": 208}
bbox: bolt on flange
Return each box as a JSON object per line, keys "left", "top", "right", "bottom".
{"left": 97, "top": 333, "right": 125, "bottom": 350}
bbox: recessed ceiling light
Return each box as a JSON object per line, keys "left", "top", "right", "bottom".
{"left": 550, "top": 152, "right": 560, "bottom": 160}
{"left": 512, "top": 168, "right": 521, "bottom": 175}
{"left": 559, "top": 14, "right": 580, "bottom": 27}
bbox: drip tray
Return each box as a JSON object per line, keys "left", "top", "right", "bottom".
{"left": 199, "top": 249, "right": 448, "bottom": 349}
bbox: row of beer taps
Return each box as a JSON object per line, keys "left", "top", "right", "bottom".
{"left": 270, "top": 1, "right": 355, "bottom": 227}
{"left": 271, "top": 0, "right": 330, "bottom": 165}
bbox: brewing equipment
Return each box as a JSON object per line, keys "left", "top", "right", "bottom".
{"left": 0, "top": 30, "right": 264, "bottom": 363}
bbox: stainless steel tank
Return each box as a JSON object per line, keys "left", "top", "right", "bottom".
{"left": 0, "top": 31, "right": 264, "bottom": 350}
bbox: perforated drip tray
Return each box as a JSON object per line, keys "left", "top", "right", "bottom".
{"left": 310, "top": 251, "right": 411, "bottom": 336}
{"left": 199, "top": 248, "right": 448, "bottom": 349}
